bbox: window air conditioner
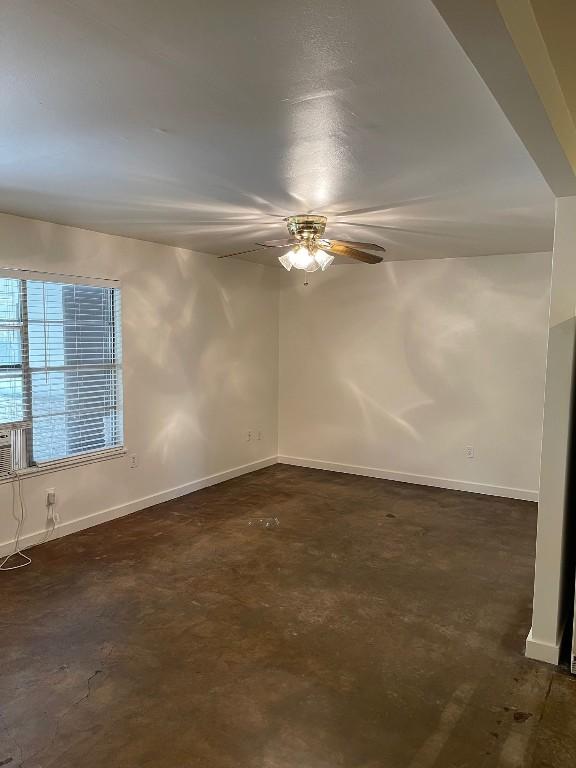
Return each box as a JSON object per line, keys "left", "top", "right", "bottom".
{"left": 0, "top": 429, "right": 12, "bottom": 479}
{"left": 0, "top": 426, "right": 29, "bottom": 478}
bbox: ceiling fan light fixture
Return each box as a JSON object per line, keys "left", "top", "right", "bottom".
{"left": 278, "top": 243, "right": 333, "bottom": 273}
{"left": 226, "top": 214, "right": 385, "bottom": 270}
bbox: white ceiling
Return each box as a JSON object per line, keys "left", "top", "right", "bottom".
{"left": 0, "top": 0, "right": 554, "bottom": 264}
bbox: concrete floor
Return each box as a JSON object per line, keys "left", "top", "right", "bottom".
{"left": 1, "top": 464, "right": 575, "bottom": 767}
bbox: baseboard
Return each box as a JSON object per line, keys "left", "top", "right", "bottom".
{"left": 2, "top": 454, "right": 538, "bottom": 558}
{"left": 0, "top": 456, "right": 278, "bottom": 557}
{"left": 277, "top": 456, "right": 539, "bottom": 502}
{"left": 525, "top": 627, "right": 561, "bottom": 666}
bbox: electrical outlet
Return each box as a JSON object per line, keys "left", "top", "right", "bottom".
{"left": 465, "top": 446, "right": 474, "bottom": 459}
{"left": 247, "top": 431, "right": 252, "bottom": 442}
{"left": 129, "top": 454, "right": 138, "bottom": 468}
{"left": 46, "top": 488, "right": 59, "bottom": 524}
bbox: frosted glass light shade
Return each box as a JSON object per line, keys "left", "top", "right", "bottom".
{"left": 278, "top": 253, "right": 293, "bottom": 271}
{"left": 314, "top": 249, "right": 334, "bottom": 270}
{"left": 291, "top": 246, "right": 314, "bottom": 269}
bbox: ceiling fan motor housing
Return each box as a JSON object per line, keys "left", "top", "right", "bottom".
{"left": 285, "top": 215, "right": 327, "bottom": 241}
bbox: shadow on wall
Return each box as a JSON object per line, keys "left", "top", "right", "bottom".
{"left": 400, "top": 256, "right": 549, "bottom": 436}
{"left": 281, "top": 253, "right": 551, "bottom": 486}
{"left": 3, "top": 214, "right": 278, "bottom": 490}
{"left": 121, "top": 253, "right": 276, "bottom": 475}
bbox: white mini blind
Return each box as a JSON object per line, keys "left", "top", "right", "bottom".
{"left": 0, "top": 272, "right": 123, "bottom": 464}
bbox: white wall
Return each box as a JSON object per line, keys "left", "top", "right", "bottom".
{"left": 279, "top": 252, "right": 551, "bottom": 499}
{"left": 0, "top": 214, "right": 552, "bottom": 557}
{"left": 0, "top": 213, "right": 279, "bottom": 553}
{"left": 527, "top": 197, "right": 576, "bottom": 664}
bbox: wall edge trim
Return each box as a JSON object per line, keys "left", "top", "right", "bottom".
{"left": 0, "top": 456, "right": 278, "bottom": 557}
{"left": 277, "top": 455, "right": 539, "bottom": 502}
{"left": 525, "top": 627, "right": 561, "bottom": 665}
{"left": 2, "top": 455, "right": 540, "bottom": 559}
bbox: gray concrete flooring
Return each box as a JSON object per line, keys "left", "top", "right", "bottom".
{"left": 1, "top": 465, "right": 575, "bottom": 767}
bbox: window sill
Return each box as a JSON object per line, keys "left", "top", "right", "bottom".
{"left": 0, "top": 448, "right": 127, "bottom": 484}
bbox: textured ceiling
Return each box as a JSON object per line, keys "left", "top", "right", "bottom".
{"left": 0, "top": 0, "right": 554, "bottom": 264}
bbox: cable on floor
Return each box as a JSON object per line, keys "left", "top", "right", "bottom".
{"left": 0, "top": 472, "right": 56, "bottom": 571}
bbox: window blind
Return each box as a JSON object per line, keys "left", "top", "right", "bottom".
{"left": 0, "top": 273, "right": 123, "bottom": 465}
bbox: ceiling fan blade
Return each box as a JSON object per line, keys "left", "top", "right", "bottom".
{"left": 321, "top": 238, "right": 386, "bottom": 252}
{"left": 326, "top": 243, "right": 384, "bottom": 264}
{"left": 255, "top": 238, "right": 297, "bottom": 247}
{"left": 218, "top": 247, "right": 269, "bottom": 259}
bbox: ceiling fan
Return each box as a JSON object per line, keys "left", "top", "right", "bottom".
{"left": 219, "top": 214, "right": 385, "bottom": 272}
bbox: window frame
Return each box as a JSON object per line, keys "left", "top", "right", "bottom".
{"left": 0, "top": 267, "right": 125, "bottom": 478}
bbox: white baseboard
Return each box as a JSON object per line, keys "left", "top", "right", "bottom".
{"left": 2, "top": 454, "right": 538, "bottom": 559}
{"left": 0, "top": 456, "right": 277, "bottom": 557}
{"left": 525, "top": 627, "right": 561, "bottom": 666}
{"left": 277, "top": 455, "right": 539, "bottom": 502}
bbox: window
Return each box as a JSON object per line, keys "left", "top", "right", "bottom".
{"left": 0, "top": 270, "right": 123, "bottom": 467}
